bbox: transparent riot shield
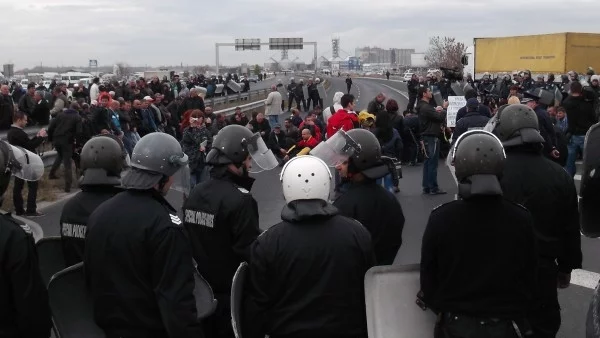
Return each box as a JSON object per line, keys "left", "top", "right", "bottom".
{"left": 450, "top": 82, "right": 464, "bottom": 97}
{"left": 231, "top": 262, "right": 248, "bottom": 338}
{"left": 8, "top": 144, "right": 44, "bottom": 181}
{"left": 365, "top": 264, "right": 437, "bottom": 338}
{"left": 580, "top": 122, "right": 600, "bottom": 237}
{"left": 432, "top": 89, "right": 444, "bottom": 107}
{"left": 227, "top": 80, "right": 242, "bottom": 93}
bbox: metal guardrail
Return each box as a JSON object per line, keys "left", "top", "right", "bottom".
{"left": 207, "top": 88, "right": 270, "bottom": 106}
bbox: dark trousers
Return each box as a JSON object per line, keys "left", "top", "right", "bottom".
{"left": 407, "top": 94, "right": 417, "bottom": 111}
{"left": 422, "top": 136, "right": 440, "bottom": 193}
{"left": 50, "top": 143, "right": 74, "bottom": 190}
{"left": 347, "top": 84, "right": 352, "bottom": 94}
{"left": 13, "top": 177, "right": 38, "bottom": 214}
{"left": 288, "top": 94, "right": 295, "bottom": 111}
{"left": 528, "top": 260, "right": 561, "bottom": 338}
{"left": 435, "top": 313, "right": 521, "bottom": 338}
{"left": 295, "top": 96, "right": 306, "bottom": 111}
{"left": 203, "top": 293, "right": 234, "bottom": 338}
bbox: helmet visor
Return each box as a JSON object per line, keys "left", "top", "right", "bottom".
{"left": 170, "top": 164, "right": 191, "bottom": 196}
{"left": 247, "top": 133, "right": 278, "bottom": 174}
{"left": 309, "top": 130, "right": 360, "bottom": 167}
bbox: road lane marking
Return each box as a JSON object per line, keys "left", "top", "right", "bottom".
{"left": 571, "top": 269, "right": 600, "bottom": 289}
{"left": 379, "top": 83, "right": 409, "bottom": 100}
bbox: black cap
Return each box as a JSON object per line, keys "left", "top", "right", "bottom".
{"left": 27, "top": 83, "right": 36, "bottom": 89}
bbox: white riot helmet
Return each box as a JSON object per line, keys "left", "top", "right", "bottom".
{"left": 280, "top": 156, "right": 331, "bottom": 203}
{"left": 315, "top": 78, "right": 320, "bottom": 83}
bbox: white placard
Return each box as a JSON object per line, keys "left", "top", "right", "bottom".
{"left": 446, "top": 96, "right": 466, "bottom": 128}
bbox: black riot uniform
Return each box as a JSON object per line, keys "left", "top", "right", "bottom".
{"left": 321, "top": 129, "right": 404, "bottom": 265}
{"left": 84, "top": 133, "right": 202, "bottom": 338}
{"left": 420, "top": 130, "right": 536, "bottom": 338}
{"left": 490, "top": 104, "right": 582, "bottom": 338}
{"left": 60, "top": 135, "right": 124, "bottom": 266}
{"left": 245, "top": 155, "right": 375, "bottom": 338}
{"left": 0, "top": 213, "right": 52, "bottom": 338}
{"left": 0, "top": 141, "right": 52, "bottom": 338}
{"left": 183, "top": 124, "right": 277, "bottom": 338}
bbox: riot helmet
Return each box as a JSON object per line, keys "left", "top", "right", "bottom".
{"left": 206, "top": 124, "right": 278, "bottom": 174}
{"left": 310, "top": 129, "right": 389, "bottom": 179}
{"left": 79, "top": 135, "right": 124, "bottom": 186}
{"left": 280, "top": 156, "right": 331, "bottom": 203}
{"left": 451, "top": 130, "right": 506, "bottom": 198}
{"left": 345, "top": 129, "right": 388, "bottom": 178}
{"left": 485, "top": 104, "right": 545, "bottom": 147}
{"left": 121, "top": 133, "right": 189, "bottom": 195}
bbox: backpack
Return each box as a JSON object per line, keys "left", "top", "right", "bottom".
{"left": 326, "top": 110, "right": 358, "bottom": 138}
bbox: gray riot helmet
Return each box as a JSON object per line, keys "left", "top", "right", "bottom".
{"left": 485, "top": 104, "right": 545, "bottom": 147}
{"left": 206, "top": 125, "right": 278, "bottom": 174}
{"left": 451, "top": 130, "right": 506, "bottom": 199}
{"left": 345, "top": 129, "right": 389, "bottom": 179}
{"left": 79, "top": 136, "right": 123, "bottom": 186}
{"left": 121, "top": 133, "right": 189, "bottom": 194}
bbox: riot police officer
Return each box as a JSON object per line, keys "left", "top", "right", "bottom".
{"left": 245, "top": 156, "right": 375, "bottom": 338}
{"left": 311, "top": 129, "right": 405, "bottom": 265}
{"left": 287, "top": 77, "right": 296, "bottom": 112}
{"left": 84, "top": 133, "right": 203, "bottom": 338}
{"left": 59, "top": 135, "right": 124, "bottom": 266}
{"left": 183, "top": 124, "right": 278, "bottom": 338}
{"left": 420, "top": 130, "right": 536, "bottom": 338}
{"left": 0, "top": 141, "right": 51, "bottom": 338}
{"left": 487, "top": 104, "right": 582, "bottom": 338}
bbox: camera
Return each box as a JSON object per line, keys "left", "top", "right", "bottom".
{"left": 440, "top": 67, "right": 464, "bottom": 82}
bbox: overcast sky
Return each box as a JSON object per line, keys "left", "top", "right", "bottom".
{"left": 1, "top": 0, "right": 599, "bottom": 69}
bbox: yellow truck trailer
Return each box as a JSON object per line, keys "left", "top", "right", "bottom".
{"left": 473, "top": 32, "right": 600, "bottom": 74}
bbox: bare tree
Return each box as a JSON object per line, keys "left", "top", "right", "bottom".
{"left": 115, "top": 62, "right": 131, "bottom": 77}
{"left": 425, "top": 36, "right": 467, "bottom": 69}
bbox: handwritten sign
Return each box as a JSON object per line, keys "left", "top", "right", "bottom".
{"left": 446, "top": 96, "right": 466, "bottom": 128}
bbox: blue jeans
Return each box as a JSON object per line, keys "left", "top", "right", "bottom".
{"left": 190, "top": 168, "right": 208, "bottom": 189}
{"left": 422, "top": 136, "right": 440, "bottom": 192}
{"left": 565, "top": 135, "right": 585, "bottom": 177}
{"left": 376, "top": 174, "right": 395, "bottom": 193}
{"left": 267, "top": 115, "right": 279, "bottom": 128}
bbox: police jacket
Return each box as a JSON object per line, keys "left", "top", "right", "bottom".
{"left": 499, "top": 145, "right": 582, "bottom": 273}
{"left": 60, "top": 186, "right": 122, "bottom": 267}
{"left": 408, "top": 79, "right": 419, "bottom": 95}
{"left": 416, "top": 100, "right": 445, "bottom": 137}
{"left": 84, "top": 189, "right": 202, "bottom": 338}
{"left": 455, "top": 104, "right": 491, "bottom": 122}
{"left": 533, "top": 106, "right": 558, "bottom": 155}
{"left": 183, "top": 167, "right": 260, "bottom": 295}
{"left": 334, "top": 179, "right": 404, "bottom": 265}
{"left": 451, "top": 111, "right": 490, "bottom": 144}
{"left": 0, "top": 213, "right": 52, "bottom": 338}
{"left": 420, "top": 196, "right": 536, "bottom": 318}
{"left": 246, "top": 199, "right": 375, "bottom": 338}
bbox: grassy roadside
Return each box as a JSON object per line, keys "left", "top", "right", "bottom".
{"left": 2, "top": 170, "right": 79, "bottom": 212}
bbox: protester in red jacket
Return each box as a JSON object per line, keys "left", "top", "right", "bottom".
{"left": 297, "top": 127, "right": 319, "bottom": 149}
{"left": 326, "top": 94, "right": 359, "bottom": 138}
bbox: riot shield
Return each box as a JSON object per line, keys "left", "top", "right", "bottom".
{"left": 580, "top": 122, "right": 600, "bottom": 237}
{"left": 231, "top": 262, "right": 248, "bottom": 338}
{"left": 553, "top": 86, "right": 563, "bottom": 105}
{"left": 432, "top": 89, "right": 444, "bottom": 107}
{"left": 214, "top": 84, "right": 224, "bottom": 95}
{"left": 277, "top": 86, "right": 287, "bottom": 101}
{"left": 302, "top": 85, "right": 309, "bottom": 99}
{"left": 8, "top": 144, "right": 44, "bottom": 181}
{"left": 227, "top": 80, "right": 242, "bottom": 93}
{"left": 450, "top": 82, "right": 464, "bottom": 97}
{"left": 192, "top": 259, "right": 218, "bottom": 319}
{"left": 317, "top": 84, "right": 327, "bottom": 100}
{"left": 365, "top": 264, "right": 437, "bottom": 338}
{"left": 586, "top": 281, "right": 600, "bottom": 338}
{"left": 563, "top": 82, "right": 572, "bottom": 94}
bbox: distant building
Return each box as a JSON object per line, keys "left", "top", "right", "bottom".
{"left": 354, "top": 47, "right": 415, "bottom": 67}
{"left": 2, "top": 64, "right": 14, "bottom": 78}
